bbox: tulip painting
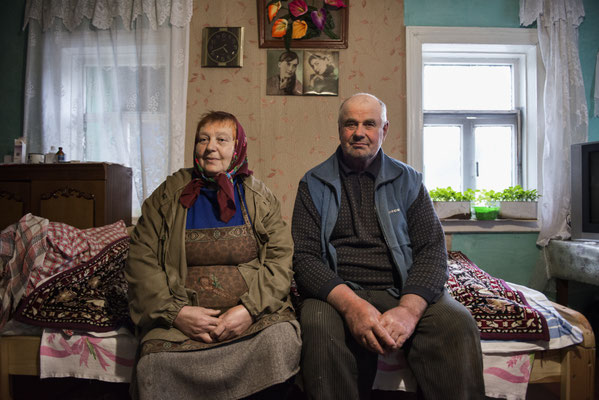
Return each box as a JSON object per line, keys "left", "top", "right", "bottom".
{"left": 268, "top": 1, "right": 281, "bottom": 22}
{"left": 288, "top": 0, "right": 308, "bottom": 17}
{"left": 271, "top": 18, "right": 288, "bottom": 38}
{"left": 310, "top": 8, "right": 327, "bottom": 31}
{"left": 262, "top": 0, "right": 348, "bottom": 50}
{"left": 292, "top": 20, "right": 308, "bottom": 39}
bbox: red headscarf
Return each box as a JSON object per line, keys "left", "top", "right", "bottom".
{"left": 179, "top": 116, "right": 252, "bottom": 222}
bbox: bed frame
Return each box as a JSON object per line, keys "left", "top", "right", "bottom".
{"left": 527, "top": 302, "right": 595, "bottom": 399}
{"left": 0, "top": 302, "right": 594, "bottom": 400}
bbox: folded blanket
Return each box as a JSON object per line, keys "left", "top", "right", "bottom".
{"left": 446, "top": 251, "right": 549, "bottom": 341}
{"left": 14, "top": 237, "right": 131, "bottom": 332}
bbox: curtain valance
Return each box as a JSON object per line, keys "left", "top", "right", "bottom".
{"left": 520, "top": 0, "right": 585, "bottom": 27}
{"left": 23, "top": 0, "right": 193, "bottom": 32}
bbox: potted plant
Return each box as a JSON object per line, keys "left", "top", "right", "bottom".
{"left": 429, "top": 187, "right": 475, "bottom": 220}
{"left": 473, "top": 190, "right": 501, "bottom": 220}
{"left": 496, "top": 186, "right": 540, "bottom": 220}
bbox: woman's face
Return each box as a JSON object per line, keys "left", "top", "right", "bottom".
{"left": 311, "top": 58, "right": 327, "bottom": 75}
{"left": 195, "top": 121, "right": 236, "bottom": 177}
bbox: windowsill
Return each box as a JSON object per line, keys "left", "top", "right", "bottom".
{"left": 441, "top": 219, "right": 540, "bottom": 233}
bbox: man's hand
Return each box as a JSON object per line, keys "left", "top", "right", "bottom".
{"left": 327, "top": 285, "right": 395, "bottom": 355}
{"left": 379, "top": 293, "right": 427, "bottom": 350}
{"left": 173, "top": 305, "right": 221, "bottom": 343}
{"left": 210, "top": 305, "right": 253, "bottom": 342}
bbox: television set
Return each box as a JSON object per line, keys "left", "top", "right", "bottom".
{"left": 571, "top": 140, "right": 599, "bottom": 241}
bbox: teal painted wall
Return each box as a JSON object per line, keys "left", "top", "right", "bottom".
{"left": 0, "top": 1, "right": 27, "bottom": 159}
{"left": 451, "top": 233, "right": 540, "bottom": 285}
{"left": 579, "top": 0, "right": 599, "bottom": 142}
{"left": 404, "top": 0, "right": 520, "bottom": 28}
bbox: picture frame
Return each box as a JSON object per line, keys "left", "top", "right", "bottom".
{"left": 303, "top": 50, "right": 339, "bottom": 96}
{"left": 257, "top": 1, "right": 349, "bottom": 49}
{"left": 266, "top": 50, "right": 304, "bottom": 96}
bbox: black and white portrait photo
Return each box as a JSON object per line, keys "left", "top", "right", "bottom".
{"left": 266, "top": 50, "right": 303, "bottom": 96}
{"left": 303, "top": 51, "right": 339, "bottom": 96}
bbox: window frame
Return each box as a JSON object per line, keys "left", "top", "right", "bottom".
{"left": 406, "top": 26, "right": 543, "bottom": 195}
{"left": 423, "top": 110, "right": 521, "bottom": 192}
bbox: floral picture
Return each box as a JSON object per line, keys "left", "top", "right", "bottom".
{"left": 258, "top": 0, "right": 349, "bottom": 49}
{"left": 303, "top": 50, "right": 338, "bottom": 96}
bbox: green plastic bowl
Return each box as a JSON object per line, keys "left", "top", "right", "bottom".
{"left": 474, "top": 206, "right": 500, "bottom": 220}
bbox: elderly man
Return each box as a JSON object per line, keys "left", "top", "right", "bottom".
{"left": 292, "top": 93, "right": 485, "bottom": 399}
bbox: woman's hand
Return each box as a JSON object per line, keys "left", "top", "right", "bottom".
{"left": 210, "top": 305, "right": 253, "bottom": 342}
{"left": 173, "top": 305, "right": 221, "bottom": 343}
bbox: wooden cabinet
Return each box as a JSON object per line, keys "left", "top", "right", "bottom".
{"left": 0, "top": 163, "right": 132, "bottom": 230}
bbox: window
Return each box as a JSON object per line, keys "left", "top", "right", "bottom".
{"left": 406, "top": 27, "right": 542, "bottom": 197}
{"left": 424, "top": 111, "right": 520, "bottom": 192}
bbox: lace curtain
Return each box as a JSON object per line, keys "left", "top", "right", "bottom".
{"left": 22, "top": 0, "right": 193, "bottom": 218}
{"left": 519, "top": 0, "right": 588, "bottom": 246}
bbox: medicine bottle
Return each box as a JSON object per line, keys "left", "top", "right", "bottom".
{"left": 56, "top": 147, "right": 66, "bottom": 162}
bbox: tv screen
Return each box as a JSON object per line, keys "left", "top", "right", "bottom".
{"left": 571, "top": 140, "right": 599, "bottom": 241}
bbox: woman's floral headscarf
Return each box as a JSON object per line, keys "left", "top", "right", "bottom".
{"left": 179, "top": 112, "right": 252, "bottom": 222}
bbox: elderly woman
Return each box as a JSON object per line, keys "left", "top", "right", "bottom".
{"left": 126, "top": 111, "right": 301, "bottom": 399}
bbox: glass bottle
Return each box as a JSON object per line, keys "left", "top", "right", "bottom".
{"left": 56, "top": 147, "right": 66, "bottom": 162}
{"left": 45, "top": 146, "right": 57, "bottom": 163}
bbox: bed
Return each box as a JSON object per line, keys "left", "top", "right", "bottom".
{"left": 0, "top": 215, "right": 596, "bottom": 400}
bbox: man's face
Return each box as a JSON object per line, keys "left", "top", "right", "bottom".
{"left": 338, "top": 95, "right": 388, "bottom": 169}
{"left": 279, "top": 58, "right": 298, "bottom": 79}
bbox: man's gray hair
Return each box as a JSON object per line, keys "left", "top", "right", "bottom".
{"left": 338, "top": 93, "right": 388, "bottom": 126}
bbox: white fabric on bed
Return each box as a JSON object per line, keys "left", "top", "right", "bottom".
{"left": 481, "top": 282, "right": 583, "bottom": 353}
{"left": 39, "top": 327, "right": 137, "bottom": 383}
{"left": 0, "top": 319, "right": 43, "bottom": 336}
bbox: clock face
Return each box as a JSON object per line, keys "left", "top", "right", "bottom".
{"left": 207, "top": 30, "right": 239, "bottom": 64}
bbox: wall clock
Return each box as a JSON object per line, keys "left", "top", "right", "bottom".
{"left": 202, "top": 27, "right": 244, "bottom": 68}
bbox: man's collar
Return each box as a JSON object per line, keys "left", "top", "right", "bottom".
{"left": 337, "top": 147, "right": 382, "bottom": 177}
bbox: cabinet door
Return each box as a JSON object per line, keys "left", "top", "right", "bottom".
{"left": 31, "top": 180, "right": 105, "bottom": 229}
{"left": 0, "top": 182, "right": 30, "bottom": 230}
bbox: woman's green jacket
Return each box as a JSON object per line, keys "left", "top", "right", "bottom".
{"left": 125, "top": 168, "right": 295, "bottom": 343}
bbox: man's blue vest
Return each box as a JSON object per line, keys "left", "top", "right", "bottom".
{"left": 301, "top": 149, "right": 423, "bottom": 292}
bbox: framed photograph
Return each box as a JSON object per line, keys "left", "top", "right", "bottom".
{"left": 258, "top": 1, "right": 349, "bottom": 49}
{"left": 303, "top": 51, "right": 339, "bottom": 96}
{"left": 266, "top": 50, "right": 304, "bottom": 96}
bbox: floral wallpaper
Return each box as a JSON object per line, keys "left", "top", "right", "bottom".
{"left": 186, "top": 0, "right": 406, "bottom": 220}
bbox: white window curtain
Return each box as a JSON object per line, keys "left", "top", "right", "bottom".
{"left": 519, "top": 0, "right": 588, "bottom": 246}
{"left": 22, "top": 0, "right": 192, "bottom": 218}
